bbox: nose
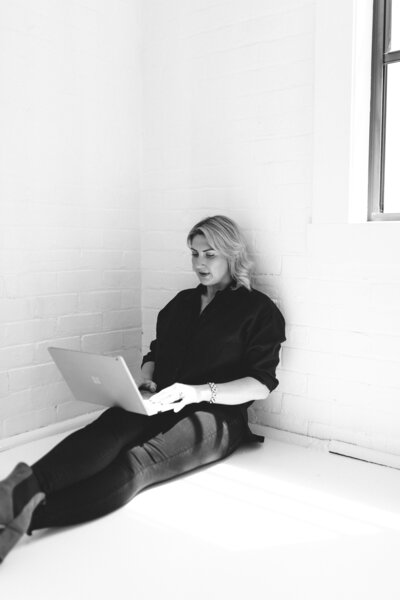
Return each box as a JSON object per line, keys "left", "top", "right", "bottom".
{"left": 192, "top": 255, "right": 206, "bottom": 270}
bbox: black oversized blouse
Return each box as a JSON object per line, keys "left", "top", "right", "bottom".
{"left": 142, "top": 285, "right": 286, "bottom": 417}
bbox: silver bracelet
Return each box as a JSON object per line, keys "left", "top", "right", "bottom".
{"left": 207, "top": 382, "right": 217, "bottom": 403}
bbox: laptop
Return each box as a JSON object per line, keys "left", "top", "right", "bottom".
{"left": 48, "top": 347, "right": 172, "bottom": 416}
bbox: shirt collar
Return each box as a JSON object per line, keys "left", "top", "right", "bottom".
{"left": 196, "top": 283, "right": 236, "bottom": 297}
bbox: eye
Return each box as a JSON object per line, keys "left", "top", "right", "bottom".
{"left": 205, "top": 253, "right": 216, "bottom": 258}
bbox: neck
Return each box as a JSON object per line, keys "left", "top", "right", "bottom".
{"left": 204, "top": 280, "right": 232, "bottom": 300}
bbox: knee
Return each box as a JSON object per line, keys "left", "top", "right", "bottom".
{"left": 97, "top": 406, "right": 128, "bottom": 428}
{"left": 95, "top": 406, "right": 147, "bottom": 437}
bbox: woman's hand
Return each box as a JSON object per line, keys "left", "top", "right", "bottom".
{"left": 149, "top": 383, "right": 200, "bottom": 413}
{"left": 140, "top": 380, "right": 157, "bottom": 393}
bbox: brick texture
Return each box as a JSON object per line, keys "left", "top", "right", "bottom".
{"left": 140, "top": 0, "right": 400, "bottom": 458}
{"left": 0, "top": 0, "right": 142, "bottom": 438}
{"left": 140, "top": 0, "right": 314, "bottom": 435}
{"left": 2, "top": 0, "right": 400, "bottom": 458}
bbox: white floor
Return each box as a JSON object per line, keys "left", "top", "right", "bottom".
{"left": 1, "top": 432, "right": 400, "bottom": 600}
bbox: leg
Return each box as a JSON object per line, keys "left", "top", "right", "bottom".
{"left": 30, "top": 404, "right": 247, "bottom": 530}
{"left": 0, "top": 407, "right": 168, "bottom": 562}
{"left": 32, "top": 407, "right": 168, "bottom": 494}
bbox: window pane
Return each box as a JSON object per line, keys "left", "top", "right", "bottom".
{"left": 384, "top": 63, "right": 400, "bottom": 213}
{"left": 391, "top": 0, "right": 400, "bottom": 50}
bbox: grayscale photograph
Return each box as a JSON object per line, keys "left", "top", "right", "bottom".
{"left": 1, "top": 1, "right": 400, "bottom": 598}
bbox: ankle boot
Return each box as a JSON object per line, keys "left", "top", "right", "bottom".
{"left": 0, "top": 463, "right": 36, "bottom": 527}
{"left": 0, "top": 491, "right": 45, "bottom": 563}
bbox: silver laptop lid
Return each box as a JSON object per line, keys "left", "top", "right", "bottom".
{"left": 48, "top": 347, "right": 156, "bottom": 415}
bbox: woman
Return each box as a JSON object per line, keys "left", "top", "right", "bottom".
{"left": 0, "top": 215, "right": 285, "bottom": 563}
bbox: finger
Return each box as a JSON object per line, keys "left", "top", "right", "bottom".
{"left": 146, "top": 382, "right": 157, "bottom": 393}
{"left": 173, "top": 399, "right": 188, "bottom": 413}
{"left": 150, "top": 392, "right": 172, "bottom": 405}
{"left": 140, "top": 381, "right": 156, "bottom": 392}
{"left": 157, "top": 404, "right": 171, "bottom": 412}
{"left": 152, "top": 388, "right": 181, "bottom": 404}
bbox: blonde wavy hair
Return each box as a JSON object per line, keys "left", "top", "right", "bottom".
{"left": 187, "top": 215, "right": 254, "bottom": 291}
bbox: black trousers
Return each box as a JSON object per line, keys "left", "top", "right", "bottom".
{"left": 29, "top": 403, "right": 248, "bottom": 531}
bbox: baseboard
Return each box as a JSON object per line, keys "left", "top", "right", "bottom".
{"left": 250, "top": 423, "right": 330, "bottom": 450}
{"left": 328, "top": 439, "right": 400, "bottom": 470}
{"left": 250, "top": 423, "right": 400, "bottom": 470}
{"left": 0, "top": 410, "right": 103, "bottom": 453}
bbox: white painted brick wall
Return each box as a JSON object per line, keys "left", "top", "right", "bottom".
{"left": 140, "top": 0, "right": 400, "bottom": 457}
{"left": 141, "top": 0, "right": 315, "bottom": 313}
{"left": 0, "top": 0, "right": 143, "bottom": 439}
{"left": 2, "top": 0, "right": 400, "bottom": 458}
{"left": 140, "top": 0, "right": 315, "bottom": 365}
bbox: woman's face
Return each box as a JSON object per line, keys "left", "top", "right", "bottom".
{"left": 190, "top": 234, "right": 232, "bottom": 290}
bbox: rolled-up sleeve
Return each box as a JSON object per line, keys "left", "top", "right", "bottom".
{"left": 243, "top": 303, "right": 286, "bottom": 392}
{"left": 141, "top": 339, "right": 157, "bottom": 367}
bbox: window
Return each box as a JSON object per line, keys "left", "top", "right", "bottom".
{"left": 369, "top": 0, "right": 400, "bottom": 220}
